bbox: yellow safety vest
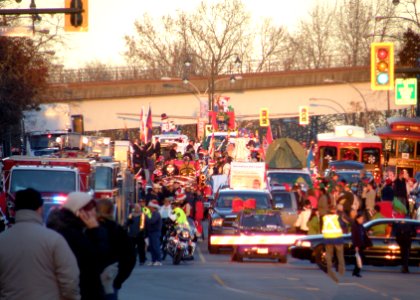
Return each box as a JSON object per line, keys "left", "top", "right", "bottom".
{"left": 322, "top": 214, "right": 343, "bottom": 239}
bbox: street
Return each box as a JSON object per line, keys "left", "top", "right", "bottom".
{"left": 120, "top": 225, "right": 419, "bottom": 300}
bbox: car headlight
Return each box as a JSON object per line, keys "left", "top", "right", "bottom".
{"left": 211, "top": 218, "right": 223, "bottom": 227}
{"left": 295, "top": 240, "right": 311, "bottom": 248}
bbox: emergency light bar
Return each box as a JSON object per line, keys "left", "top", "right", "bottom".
{"left": 210, "top": 234, "right": 305, "bottom": 246}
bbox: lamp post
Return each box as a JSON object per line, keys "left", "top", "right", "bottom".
{"left": 161, "top": 75, "right": 241, "bottom": 120}
{"left": 309, "top": 103, "right": 342, "bottom": 114}
{"left": 309, "top": 97, "right": 350, "bottom": 124}
{"left": 323, "top": 78, "right": 368, "bottom": 130}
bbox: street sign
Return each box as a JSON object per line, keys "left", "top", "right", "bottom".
{"left": 395, "top": 78, "right": 417, "bottom": 105}
{"left": 0, "top": 26, "right": 33, "bottom": 37}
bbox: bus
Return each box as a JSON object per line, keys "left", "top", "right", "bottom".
{"left": 316, "top": 125, "right": 382, "bottom": 175}
{"left": 376, "top": 117, "right": 420, "bottom": 177}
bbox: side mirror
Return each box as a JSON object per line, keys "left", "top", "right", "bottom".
{"left": 275, "top": 203, "right": 284, "bottom": 209}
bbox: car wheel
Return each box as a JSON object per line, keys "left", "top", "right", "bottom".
{"left": 314, "top": 245, "right": 327, "bottom": 272}
{"left": 278, "top": 256, "right": 287, "bottom": 263}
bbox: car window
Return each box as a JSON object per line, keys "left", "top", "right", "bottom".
{"left": 216, "top": 193, "right": 270, "bottom": 209}
{"left": 271, "top": 192, "right": 293, "bottom": 209}
{"left": 241, "top": 213, "right": 282, "bottom": 227}
{"left": 268, "top": 173, "right": 312, "bottom": 189}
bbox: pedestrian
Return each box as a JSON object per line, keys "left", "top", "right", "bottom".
{"left": 47, "top": 192, "right": 110, "bottom": 300}
{"left": 381, "top": 178, "right": 394, "bottom": 201}
{"left": 307, "top": 208, "right": 321, "bottom": 235}
{"left": 394, "top": 171, "right": 408, "bottom": 213}
{"left": 145, "top": 199, "right": 163, "bottom": 266}
{"left": 321, "top": 205, "right": 345, "bottom": 283}
{"left": 363, "top": 180, "right": 377, "bottom": 220}
{"left": 125, "top": 202, "right": 147, "bottom": 266}
{"left": 394, "top": 220, "right": 417, "bottom": 273}
{"left": 294, "top": 200, "right": 312, "bottom": 234}
{"left": 317, "top": 186, "right": 330, "bottom": 229}
{"left": 351, "top": 212, "right": 372, "bottom": 278}
{"left": 97, "top": 199, "right": 136, "bottom": 300}
{"left": 0, "top": 188, "right": 80, "bottom": 300}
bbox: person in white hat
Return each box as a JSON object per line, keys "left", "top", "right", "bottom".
{"left": 47, "top": 192, "right": 110, "bottom": 300}
{"left": 145, "top": 200, "right": 162, "bottom": 266}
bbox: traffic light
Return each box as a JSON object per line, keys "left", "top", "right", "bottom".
{"left": 65, "top": 0, "right": 88, "bottom": 32}
{"left": 259, "top": 108, "right": 269, "bottom": 127}
{"left": 299, "top": 106, "right": 309, "bottom": 125}
{"left": 371, "top": 42, "right": 394, "bottom": 91}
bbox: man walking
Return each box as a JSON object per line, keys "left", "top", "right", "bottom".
{"left": 0, "top": 188, "right": 80, "bottom": 300}
{"left": 321, "top": 205, "right": 345, "bottom": 283}
{"left": 395, "top": 220, "right": 417, "bottom": 273}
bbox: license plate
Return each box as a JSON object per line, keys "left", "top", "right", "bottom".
{"left": 257, "top": 248, "right": 268, "bottom": 254}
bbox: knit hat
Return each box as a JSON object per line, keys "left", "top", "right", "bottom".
{"left": 63, "top": 192, "right": 92, "bottom": 215}
{"left": 148, "top": 199, "right": 160, "bottom": 209}
{"left": 175, "top": 188, "right": 186, "bottom": 202}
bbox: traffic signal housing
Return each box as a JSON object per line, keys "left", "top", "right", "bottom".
{"left": 371, "top": 42, "right": 394, "bottom": 90}
{"left": 299, "top": 106, "right": 309, "bottom": 125}
{"left": 65, "top": 0, "right": 88, "bottom": 32}
{"left": 259, "top": 108, "right": 269, "bottom": 127}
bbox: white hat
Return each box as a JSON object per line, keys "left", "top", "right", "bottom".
{"left": 148, "top": 199, "right": 160, "bottom": 209}
{"left": 63, "top": 192, "right": 92, "bottom": 215}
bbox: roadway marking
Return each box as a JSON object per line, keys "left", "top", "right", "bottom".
{"left": 339, "top": 282, "right": 379, "bottom": 293}
{"left": 197, "top": 243, "right": 206, "bottom": 263}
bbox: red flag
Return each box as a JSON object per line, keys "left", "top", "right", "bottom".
{"left": 145, "top": 105, "right": 153, "bottom": 143}
{"left": 266, "top": 122, "right": 273, "bottom": 145}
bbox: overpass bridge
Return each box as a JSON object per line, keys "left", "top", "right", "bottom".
{"left": 42, "top": 66, "right": 406, "bottom": 135}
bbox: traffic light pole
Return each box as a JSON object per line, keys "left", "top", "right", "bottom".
{"left": 0, "top": 8, "right": 83, "bottom": 16}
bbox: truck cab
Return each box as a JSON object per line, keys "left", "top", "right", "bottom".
{"left": 1, "top": 156, "right": 95, "bottom": 221}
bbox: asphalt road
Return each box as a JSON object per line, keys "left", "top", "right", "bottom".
{"left": 119, "top": 226, "right": 419, "bottom": 300}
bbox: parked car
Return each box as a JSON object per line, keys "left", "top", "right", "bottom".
{"left": 207, "top": 189, "right": 274, "bottom": 254}
{"left": 290, "top": 218, "right": 420, "bottom": 271}
{"left": 270, "top": 186, "right": 298, "bottom": 232}
{"left": 231, "top": 209, "right": 288, "bottom": 263}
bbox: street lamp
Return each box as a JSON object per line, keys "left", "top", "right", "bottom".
{"left": 309, "top": 97, "right": 350, "bottom": 124}
{"left": 323, "top": 78, "right": 368, "bottom": 130}
{"left": 161, "top": 75, "right": 241, "bottom": 120}
{"left": 309, "top": 103, "right": 342, "bottom": 114}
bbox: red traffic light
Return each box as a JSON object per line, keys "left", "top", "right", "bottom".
{"left": 377, "top": 48, "right": 388, "bottom": 60}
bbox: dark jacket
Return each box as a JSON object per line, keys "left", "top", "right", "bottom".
{"left": 381, "top": 185, "right": 394, "bottom": 201}
{"left": 394, "top": 177, "right": 408, "bottom": 199}
{"left": 99, "top": 219, "right": 136, "bottom": 290}
{"left": 351, "top": 221, "right": 372, "bottom": 250}
{"left": 47, "top": 208, "right": 109, "bottom": 300}
{"left": 145, "top": 210, "right": 162, "bottom": 234}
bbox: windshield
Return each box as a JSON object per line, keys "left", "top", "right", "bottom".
{"left": 10, "top": 169, "right": 76, "bottom": 193}
{"left": 29, "top": 134, "right": 62, "bottom": 150}
{"left": 267, "top": 172, "right": 312, "bottom": 189}
{"left": 241, "top": 213, "right": 282, "bottom": 228}
{"left": 216, "top": 192, "right": 270, "bottom": 209}
{"left": 95, "top": 166, "right": 113, "bottom": 190}
{"left": 271, "top": 192, "right": 293, "bottom": 208}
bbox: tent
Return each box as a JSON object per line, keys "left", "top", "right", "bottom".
{"left": 265, "top": 138, "right": 306, "bottom": 169}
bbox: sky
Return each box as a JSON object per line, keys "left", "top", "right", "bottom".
{"left": 19, "top": 0, "right": 330, "bottom": 68}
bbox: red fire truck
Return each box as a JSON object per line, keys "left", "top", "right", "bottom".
{"left": 0, "top": 155, "right": 96, "bottom": 222}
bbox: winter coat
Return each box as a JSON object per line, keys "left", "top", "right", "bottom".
{"left": 307, "top": 215, "right": 320, "bottom": 235}
{"left": 47, "top": 208, "right": 109, "bottom": 300}
{"left": 145, "top": 210, "right": 162, "bottom": 234}
{"left": 99, "top": 219, "right": 136, "bottom": 290}
{"left": 351, "top": 221, "right": 372, "bottom": 250}
{"left": 0, "top": 210, "right": 80, "bottom": 300}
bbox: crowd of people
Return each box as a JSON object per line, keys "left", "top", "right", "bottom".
{"left": 290, "top": 167, "right": 419, "bottom": 280}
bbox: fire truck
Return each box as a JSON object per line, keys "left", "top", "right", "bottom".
{"left": 0, "top": 155, "right": 96, "bottom": 223}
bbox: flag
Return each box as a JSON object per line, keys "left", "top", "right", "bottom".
{"left": 208, "top": 132, "right": 215, "bottom": 159}
{"left": 139, "top": 106, "right": 145, "bottom": 142}
{"left": 266, "top": 122, "right": 273, "bottom": 145}
{"left": 306, "top": 146, "right": 314, "bottom": 170}
{"left": 145, "top": 105, "right": 153, "bottom": 144}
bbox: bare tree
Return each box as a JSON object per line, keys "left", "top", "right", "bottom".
{"left": 124, "top": 0, "right": 286, "bottom": 76}
{"left": 285, "top": 2, "right": 336, "bottom": 69}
